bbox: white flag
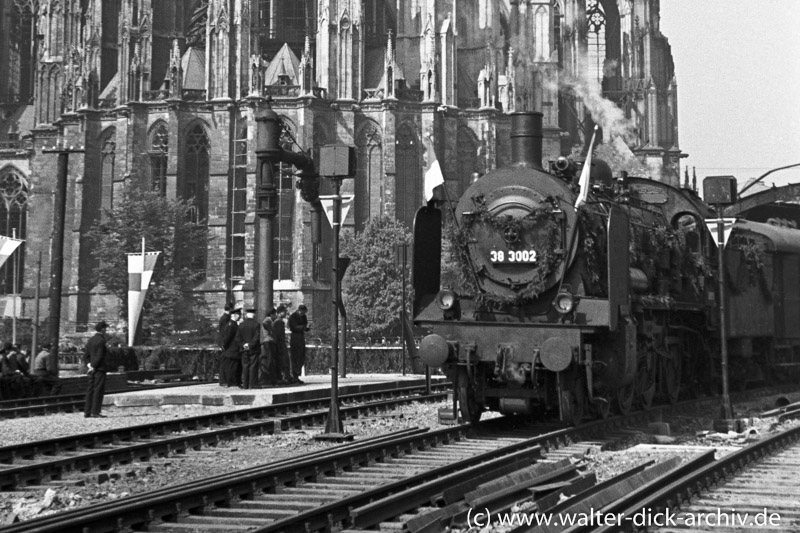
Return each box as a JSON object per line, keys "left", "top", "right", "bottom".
{"left": 127, "top": 251, "right": 160, "bottom": 346}
{"left": 424, "top": 159, "right": 445, "bottom": 202}
{"left": 574, "top": 125, "right": 599, "bottom": 210}
{"left": 0, "top": 235, "right": 23, "bottom": 270}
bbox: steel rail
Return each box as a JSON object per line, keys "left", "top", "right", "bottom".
{"left": 1, "top": 424, "right": 479, "bottom": 533}
{"left": 0, "top": 387, "right": 447, "bottom": 490}
{"left": 571, "top": 423, "right": 800, "bottom": 533}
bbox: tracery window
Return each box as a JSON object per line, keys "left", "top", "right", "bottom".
{"left": 0, "top": 169, "right": 28, "bottom": 295}
{"left": 10, "top": 0, "right": 35, "bottom": 102}
{"left": 553, "top": 1, "right": 563, "bottom": 69}
{"left": 395, "top": 125, "right": 421, "bottom": 231}
{"left": 457, "top": 127, "right": 479, "bottom": 196}
{"left": 252, "top": 0, "right": 314, "bottom": 58}
{"left": 149, "top": 123, "right": 168, "bottom": 195}
{"left": 183, "top": 124, "right": 210, "bottom": 274}
{"left": 274, "top": 125, "right": 295, "bottom": 281}
{"left": 184, "top": 124, "right": 209, "bottom": 224}
{"left": 100, "top": 129, "right": 116, "bottom": 216}
{"left": 586, "top": 0, "right": 606, "bottom": 88}
{"left": 355, "top": 122, "right": 382, "bottom": 231}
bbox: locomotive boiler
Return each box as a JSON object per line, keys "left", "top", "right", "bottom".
{"left": 413, "top": 111, "right": 741, "bottom": 424}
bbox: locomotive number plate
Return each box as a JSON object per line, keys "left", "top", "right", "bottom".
{"left": 489, "top": 249, "right": 538, "bottom": 263}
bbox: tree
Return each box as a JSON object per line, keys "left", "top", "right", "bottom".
{"left": 85, "top": 186, "right": 211, "bottom": 343}
{"left": 340, "top": 216, "right": 411, "bottom": 340}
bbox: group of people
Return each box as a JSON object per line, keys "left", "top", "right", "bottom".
{"left": 217, "top": 303, "right": 310, "bottom": 389}
{"left": 0, "top": 341, "right": 62, "bottom": 400}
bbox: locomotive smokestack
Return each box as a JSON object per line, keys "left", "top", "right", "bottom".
{"left": 510, "top": 112, "right": 544, "bottom": 171}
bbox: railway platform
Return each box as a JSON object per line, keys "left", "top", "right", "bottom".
{"left": 103, "top": 373, "right": 445, "bottom": 408}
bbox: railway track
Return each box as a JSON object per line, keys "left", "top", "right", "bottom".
{"left": 613, "top": 422, "right": 800, "bottom": 533}
{"left": 0, "top": 384, "right": 447, "bottom": 491}
{"left": 3, "top": 386, "right": 796, "bottom": 532}
{"left": 0, "top": 422, "right": 541, "bottom": 533}
{"left": 0, "top": 396, "right": 680, "bottom": 533}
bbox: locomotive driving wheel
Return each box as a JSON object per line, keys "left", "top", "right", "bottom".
{"left": 457, "top": 367, "right": 483, "bottom": 424}
{"left": 591, "top": 393, "right": 611, "bottom": 419}
{"left": 664, "top": 345, "right": 683, "bottom": 405}
{"left": 637, "top": 358, "right": 656, "bottom": 410}
{"left": 616, "top": 382, "right": 635, "bottom": 415}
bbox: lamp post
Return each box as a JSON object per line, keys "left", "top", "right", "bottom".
{"left": 395, "top": 243, "right": 409, "bottom": 376}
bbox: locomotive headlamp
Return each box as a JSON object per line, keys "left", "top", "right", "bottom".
{"left": 436, "top": 289, "right": 457, "bottom": 310}
{"left": 554, "top": 286, "right": 575, "bottom": 314}
{"left": 435, "top": 289, "right": 460, "bottom": 320}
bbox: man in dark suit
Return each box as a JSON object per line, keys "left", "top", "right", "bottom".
{"left": 287, "top": 304, "right": 310, "bottom": 384}
{"left": 274, "top": 305, "right": 290, "bottom": 385}
{"left": 219, "top": 308, "right": 242, "bottom": 387}
{"left": 217, "top": 302, "right": 233, "bottom": 348}
{"left": 237, "top": 308, "right": 260, "bottom": 389}
{"left": 259, "top": 307, "right": 277, "bottom": 387}
{"left": 84, "top": 321, "right": 110, "bottom": 418}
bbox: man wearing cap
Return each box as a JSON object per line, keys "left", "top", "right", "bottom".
{"left": 34, "top": 343, "right": 62, "bottom": 396}
{"left": 237, "top": 308, "right": 261, "bottom": 389}
{"left": 84, "top": 321, "right": 110, "bottom": 418}
{"left": 259, "top": 307, "right": 278, "bottom": 386}
{"left": 274, "top": 305, "right": 290, "bottom": 385}
{"left": 288, "top": 304, "right": 310, "bottom": 384}
{"left": 219, "top": 308, "right": 242, "bottom": 387}
{"left": 0, "top": 342, "right": 24, "bottom": 399}
{"left": 217, "top": 302, "right": 234, "bottom": 349}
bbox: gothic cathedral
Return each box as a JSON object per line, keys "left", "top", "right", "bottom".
{"left": 0, "top": 0, "right": 681, "bottom": 336}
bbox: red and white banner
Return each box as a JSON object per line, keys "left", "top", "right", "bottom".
{"left": 0, "top": 235, "right": 23, "bottom": 270}
{"left": 127, "top": 251, "right": 160, "bottom": 346}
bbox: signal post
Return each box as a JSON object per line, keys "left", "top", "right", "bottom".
{"left": 703, "top": 175, "right": 738, "bottom": 427}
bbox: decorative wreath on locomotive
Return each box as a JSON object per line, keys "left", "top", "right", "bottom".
{"left": 413, "top": 111, "right": 795, "bottom": 425}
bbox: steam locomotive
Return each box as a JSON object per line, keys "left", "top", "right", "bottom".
{"left": 413, "top": 111, "right": 800, "bottom": 424}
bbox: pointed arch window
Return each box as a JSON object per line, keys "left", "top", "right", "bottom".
{"left": 312, "top": 128, "right": 332, "bottom": 282}
{"left": 0, "top": 169, "right": 28, "bottom": 295}
{"left": 457, "top": 127, "right": 478, "bottom": 196}
{"left": 10, "top": 0, "right": 35, "bottom": 102}
{"left": 395, "top": 125, "right": 420, "bottom": 231}
{"left": 184, "top": 124, "right": 210, "bottom": 224}
{"left": 274, "top": 125, "right": 295, "bottom": 281}
{"left": 100, "top": 130, "right": 116, "bottom": 216}
{"left": 553, "top": 1, "right": 563, "bottom": 69}
{"left": 183, "top": 124, "right": 209, "bottom": 275}
{"left": 149, "top": 123, "right": 169, "bottom": 195}
{"left": 586, "top": 0, "right": 606, "bottom": 88}
{"left": 355, "top": 122, "right": 382, "bottom": 231}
